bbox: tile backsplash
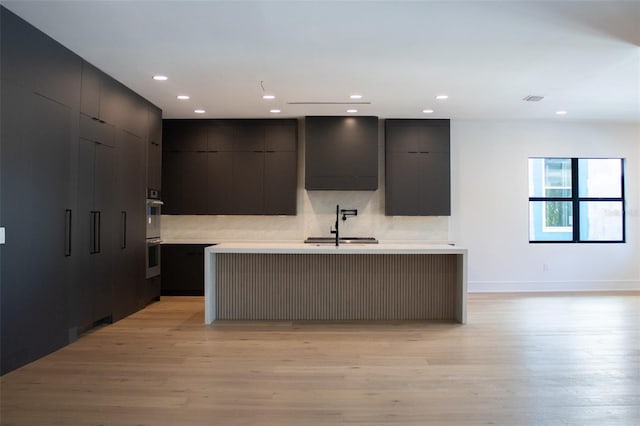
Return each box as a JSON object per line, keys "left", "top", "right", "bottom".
{"left": 162, "top": 188, "right": 450, "bottom": 243}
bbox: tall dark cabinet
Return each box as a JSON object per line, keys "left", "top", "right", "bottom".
{"left": 76, "top": 138, "right": 117, "bottom": 327}
{"left": 385, "top": 119, "right": 451, "bottom": 216}
{"left": 0, "top": 84, "right": 76, "bottom": 374}
{"left": 0, "top": 7, "right": 161, "bottom": 374}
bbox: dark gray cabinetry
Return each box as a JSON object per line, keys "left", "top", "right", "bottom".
{"left": 77, "top": 137, "right": 117, "bottom": 327}
{"left": 305, "top": 116, "right": 378, "bottom": 190}
{"left": 161, "top": 244, "right": 208, "bottom": 296}
{"left": 265, "top": 151, "right": 297, "bottom": 214}
{"left": 163, "top": 151, "right": 209, "bottom": 214}
{"left": 162, "top": 119, "right": 297, "bottom": 215}
{"left": 385, "top": 119, "right": 451, "bottom": 216}
{"left": 264, "top": 123, "right": 298, "bottom": 214}
{"left": 162, "top": 120, "right": 209, "bottom": 214}
{"left": 80, "top": 61, "right": 122, "bottom": 126}
{"left": 207, "top": 152, "right": 233, "bottom": 214}
{"left": 0, "top": 84, "right": 75, "bottom": 374}
{"left": 232, "top": 151, "right": 265, "bottom": 214}
{"left": 0, "top": 8, "right": 81, "bottom": 108}
{"left": 113, "top": 130, "right": 147, "bottom": 321}
{"left": 147, "top": 106, "right": 163, "bottom": 192}
{"left": 0, "top": 7, "right": 161, "bottom": 374}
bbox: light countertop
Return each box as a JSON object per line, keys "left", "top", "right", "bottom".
{"left": 205, "top": 242, "right": 466, "bottom": 255}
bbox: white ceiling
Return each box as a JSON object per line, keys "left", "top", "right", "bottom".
{"left": 2, "top": 1, "right": 639, "bottom": 122}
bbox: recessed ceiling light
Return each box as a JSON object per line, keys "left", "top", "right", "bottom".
{"left": 435, "top": 95, "right": 448, "bottom": 100}
{"left": 263, "top": 95, "right": 275, "bottom": 100}
{"left": 177, "top": 95, "right": 190, "bottom": 100}
{"left": 422, "top": 109, "right": 434, "bottom": 114}
{"left": 152, "top": 75, "right": 168, "bottom": 81}
{"left": 347, "top": 109, "right": 357, "bottom": 113}
{"left": 556, "top": 110, "right": 568, "bottom": 115}
{"left": 194, "top": 109, "right": 206, "bottom": 114}
{"left": 270, "top": 109, "right": 281, "bottom": 113}
{"left": 350, "top": 94, "right": 362, "bottom": 99}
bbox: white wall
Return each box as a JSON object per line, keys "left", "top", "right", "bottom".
{"left": 163, "top": 119, "right": 640, "bottom": 292}
{"left": 451, "top": 120, "right": 640, "bottom": 292}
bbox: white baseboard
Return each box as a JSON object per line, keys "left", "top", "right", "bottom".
{"left": 468, "top": 280, "right": 640, "bottom": 293}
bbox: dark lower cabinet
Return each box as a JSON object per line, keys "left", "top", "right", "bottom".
{"left": 385, "top": 119, "right": 451, "bottom": 216}
{"left": 161, "top": 245, "right": 209, "bottom": 296}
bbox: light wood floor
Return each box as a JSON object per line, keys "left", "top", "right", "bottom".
{"left": 1, "top": 293, "right": 638, "bottom": 425}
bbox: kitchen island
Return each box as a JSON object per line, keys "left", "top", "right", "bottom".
{"left": 204, "top": 243, "right": 467, "bottom": 324}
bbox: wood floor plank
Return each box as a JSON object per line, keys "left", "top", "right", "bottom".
{"left": 1, "top": 293, "right": 638, "bottom": 425}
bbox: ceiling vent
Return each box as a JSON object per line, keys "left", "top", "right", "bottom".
{"left": 287, "top": 101, "right": 371, "bottom": 105}
{"left": 523, "top": 95, "right": 544, "bottom": 102}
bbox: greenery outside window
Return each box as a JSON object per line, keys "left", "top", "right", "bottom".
{"left": 528, "top": 158, "right": 625, "bottom": 243}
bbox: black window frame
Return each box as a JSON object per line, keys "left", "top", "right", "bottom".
{"left": 528, "top": 157, "right": 626, "bottom": 244}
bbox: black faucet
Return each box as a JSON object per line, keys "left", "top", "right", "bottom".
{"left": 330, "top": 204, "right": 358, "bottom": 246}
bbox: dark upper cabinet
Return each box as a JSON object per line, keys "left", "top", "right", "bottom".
{"left": 0, "top": 7, "right": 81, "bottom": 109}
{"left": 265, "top": 121, "right": 297, "bottom": 152}
{"left": 79, "top": 114, "right": 116, "bottom": 147}
{"left": 208, "top": 121, "right": 234, "bottom": 152}
{"left": 162, "top": 151, "right": 208, "bottom": 214}
{"left": 207, "top": 152, "right": 233, "bottom": 214}
{"left": 80, "top": 61, "right": 101, "bottom": 119}
{"left": 163, "top": 119, "right": 208, "bottom": 152}
{"left": 147, "top": 105, "right": 163, "bottom": 192}
{"left": 265, "top": 151, "right": 298, "bottom": 215}
{"left": 385, "top": 119, "right": 451, "bottom": 216}
{"left": 234, "top": 120, "right": 265, "bottom": 152}
{"left": 162, "top": 119, "right": 298, "bottom": 215}
{"left": 80, "top": 61, "right": 122, "bottom": 125}
{"left": 305, "top": 116, "right": 378, "bottom": 190}
{"left": 232, "top": 151, "right": 265, "bottom": 214}
{"left": 81, "top": 61, "right": 147, "bottom": 137}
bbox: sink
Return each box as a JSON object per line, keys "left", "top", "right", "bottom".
{"left": 304, "top": 237, "right": 378, "bottom": 244}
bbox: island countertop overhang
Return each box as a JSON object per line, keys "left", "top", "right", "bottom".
{"left": 205, "top": 242, "right": 467, "bottom": 255}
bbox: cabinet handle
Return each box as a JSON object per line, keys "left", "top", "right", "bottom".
{"left": 408, "top": 151, "right": 418, "bottom": 154}
{"left": 89, "top": 211, "right": 97, "bottom": 254}
{"left": 253, "top": 150, "right": 264, "bottom": 153}
{"left": 265, "top": 150, "right": 275, "bottom": 153}
{"left": 420, "top": 151, "right": 430, "bottom": 154}
{"left": 121, "top": 211, "right": 127, "bottom": 249}
{"left": 64, "top": 209, "right": 72, "bottom": 257}
{"left": 96, "top": 211, "right": 101, "bottom": 254}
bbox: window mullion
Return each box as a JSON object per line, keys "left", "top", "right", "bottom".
{"left": 571, "top": 158, "right": 580, "bottom": 242}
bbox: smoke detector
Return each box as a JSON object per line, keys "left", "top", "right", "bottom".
{"left": 523, "top": 95, "right": 544, "bottom": 102}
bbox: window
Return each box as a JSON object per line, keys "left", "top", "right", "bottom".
{"left": 528, "top": 158, "right": 625, "bottom": 243}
